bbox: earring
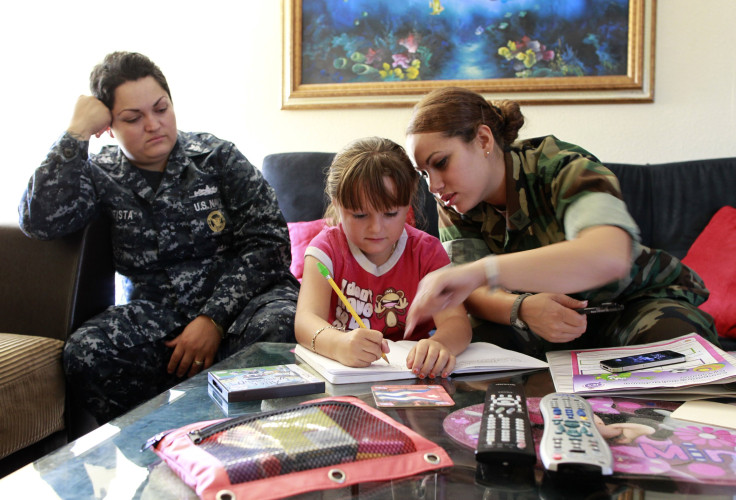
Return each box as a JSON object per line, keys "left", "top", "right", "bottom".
{"left": 485, "top": 151, "right": 490, "bottom": 157}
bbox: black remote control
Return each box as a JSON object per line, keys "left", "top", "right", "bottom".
{"left": 475, "top": 382, "right": 536, "bottom": 465}
{"left": 539, "top": 393, "right": 613, "bottom": 475}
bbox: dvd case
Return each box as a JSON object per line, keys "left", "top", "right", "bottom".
{"left": 208, "top": 364, "right": 325, "bottom": 403}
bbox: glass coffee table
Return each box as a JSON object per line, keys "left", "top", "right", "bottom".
{"left": 0, "top": 343, "right": 733, "bottom": 499}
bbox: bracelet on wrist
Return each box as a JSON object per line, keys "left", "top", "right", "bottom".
{"left": 510, "top": 293, "right": 533, "bottom": 331}
{"left": 210, "top": 318, "right": 225, "bottom": 339}
{"left": 484, "top": 255, "right": 500, "bottom": 292}
{"left": 311, "top": 326, "right": 331, "bottom": 352}
{"left": 311, "top": 325, "right": 347, "bottom": 352}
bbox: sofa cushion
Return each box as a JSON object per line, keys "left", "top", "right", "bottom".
{"left": 0, "top": 333, "right": 65, "bottom": 459}
{"left": 682, "top": 206, "right": 736, "bottom": 338}
{"left": 288, "top": 219, "right": 328, "bottom": 280}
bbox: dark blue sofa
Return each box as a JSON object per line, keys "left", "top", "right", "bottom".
{"left": 262, "top": 152, "right": 736, "bottom": 349}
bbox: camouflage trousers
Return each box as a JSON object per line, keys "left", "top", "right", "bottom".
{"left": 63, "top": 292, "right": 298, "bottom": 424}
{"left": 472, "top": 298, "right": 719, "bottom": 360}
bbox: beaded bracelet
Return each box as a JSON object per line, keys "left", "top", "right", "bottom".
{"left": 310, "top": 325, "right": 348, "bottom": 352}
{"left": 311, "top": 326, "right": 332, "bottom": 352}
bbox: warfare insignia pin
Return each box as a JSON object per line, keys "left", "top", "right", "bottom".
{"left": 207, "top": 210, "right": 226, "bottom": 232}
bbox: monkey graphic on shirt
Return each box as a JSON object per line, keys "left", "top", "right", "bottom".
{"left": 375, "top": 288, "right": 409, "bottom": 335}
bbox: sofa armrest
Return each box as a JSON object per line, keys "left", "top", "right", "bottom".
{"left": 69, "top": 218, "right": 116, "bottom": 333}
{"left": 0, "top": 218, "right": 115, "bottom": 342}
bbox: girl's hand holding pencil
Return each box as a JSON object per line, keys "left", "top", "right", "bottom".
{"left": 317, "top": 262, "right": 390, "bottom": 364}
{"left": 331, "top": 328, "right": 391, "bottom": 368}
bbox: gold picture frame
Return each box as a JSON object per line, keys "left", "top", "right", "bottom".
{"left": 282, "top": 0, "right": 655, "bottom": 109}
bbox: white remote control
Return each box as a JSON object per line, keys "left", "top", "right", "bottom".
{"left": 539, "top": 393, "right": 613, "bottom": 475}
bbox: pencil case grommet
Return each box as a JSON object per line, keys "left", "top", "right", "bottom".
{"left": 424, "top": 452, "right": 442, "bottom": 465}
{"left": 328, "top": 468, "right": 346, "bottom": 484}
{"left": 216, "top": 490, "right": 236, "bottom": 500}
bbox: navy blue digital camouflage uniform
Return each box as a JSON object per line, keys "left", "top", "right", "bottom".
{"left": 19, "top": 131, "right": 299, "bottom": 422}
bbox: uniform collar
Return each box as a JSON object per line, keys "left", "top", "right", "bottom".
{"left": 162, "top": 131, "right": 215, "bottom": 175}
{"left": 503, "top": 149, "right": 531, "bottom": 231}
{"left": 114, "top": 131, "right": 216, "bottom": 200}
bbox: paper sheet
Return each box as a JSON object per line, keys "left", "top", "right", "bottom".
{"left": 671, "top": 400, "right": 736, "bottom": 430}
{"left": 546, "top": 333, "right": 736, "bottom": 397}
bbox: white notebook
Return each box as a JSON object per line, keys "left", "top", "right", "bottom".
{"left": 294, "top": 340, "right": 548, "bottom": 384}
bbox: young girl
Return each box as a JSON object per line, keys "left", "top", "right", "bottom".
{"left": 294, "top": 137, "right": 471, "bottom": 379}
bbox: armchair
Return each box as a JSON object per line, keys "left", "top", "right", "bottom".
{"left": 0, "top": 217, "right": 115, "bottom": 474}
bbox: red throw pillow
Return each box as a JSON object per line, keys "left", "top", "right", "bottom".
{"left": 287, "top": 219, "right": 327, "bottom": 281}
{"left": 682, "top": 206, "right": 736, "bottom": 338}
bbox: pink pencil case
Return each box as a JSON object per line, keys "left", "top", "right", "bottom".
{"left": 144, "top": 396, "right": 453, "bottom": 500}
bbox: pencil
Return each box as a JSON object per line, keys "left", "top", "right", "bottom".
{"left": 316, "top": 261, "right": 389, "bottom": 363}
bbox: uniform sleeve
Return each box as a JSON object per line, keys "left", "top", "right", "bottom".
{"left": 19, "top": 133, "right": 99, "bottom": 239}
{"left": 564, "top": 191, "right": 641, "bottom": 242}
{"left": 512, "top": 136, "right": 644, "bottom": 273}
{"left": 538, "top": 137, "right": 641, "bottom": 243}
{"left": 538, "top": 137, "right": 624, "bottom": 229}
{"left": 198, "top": 143, "right": 297, "bottom": 328}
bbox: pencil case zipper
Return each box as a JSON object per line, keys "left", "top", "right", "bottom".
{"left": 187, "top": 400, "right": 353, "bottom": 444}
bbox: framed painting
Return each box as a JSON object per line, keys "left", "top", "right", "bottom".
{"left": 282, "top": 0, "right": 655, "bottom": 109}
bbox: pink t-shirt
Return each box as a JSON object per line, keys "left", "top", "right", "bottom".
{"left": 305, "top": 224, "right": 450, "bottom": 342}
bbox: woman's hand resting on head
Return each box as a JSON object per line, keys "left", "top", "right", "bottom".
{"left": 67, "top": 95, "right": 112, "bottom": 140}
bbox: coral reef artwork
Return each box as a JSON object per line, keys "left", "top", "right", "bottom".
{"left": 300, "top": 0, "right": 631, "bottom": 85}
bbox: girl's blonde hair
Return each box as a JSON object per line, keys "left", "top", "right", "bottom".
{"left": 324, "top": 137, "right": 420, "bottom": 225}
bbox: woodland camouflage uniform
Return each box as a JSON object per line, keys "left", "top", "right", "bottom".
{"left": 438, "top": 135, "right": 718, "bottom": 357}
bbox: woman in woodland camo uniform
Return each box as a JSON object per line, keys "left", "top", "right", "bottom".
{"left": 404, "top": 87, "right": 718, "bottom": 358}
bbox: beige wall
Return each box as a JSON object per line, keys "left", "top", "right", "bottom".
{"left": 2, "top": 0, "right": 735, "bottom": 223}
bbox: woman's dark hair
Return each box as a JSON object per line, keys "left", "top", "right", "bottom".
{"left": 89, "top": 51, "right": 171, "bottom": 110}
{"left": 324, "top": 137, "right": 421, "bottom": 225}
{"left": 406, "top": 86, "right": 525, "bottom": 150}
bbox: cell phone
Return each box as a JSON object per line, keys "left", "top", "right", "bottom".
{"left": 600, "top": 350, "right": 686, "bottom": 373}
{"left": 576, "top": 302, "right": 624, "bottom": 314}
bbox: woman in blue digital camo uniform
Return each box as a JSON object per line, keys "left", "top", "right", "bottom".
{"left": 19, "top": 52, "right": 299, "bottom": 423}
{"left": 404, "top": 87, "right": 719, "bottom": 358}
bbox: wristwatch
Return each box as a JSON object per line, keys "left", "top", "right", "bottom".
{"left": 510, "top": 293, "right": 533, "bottom": 331}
